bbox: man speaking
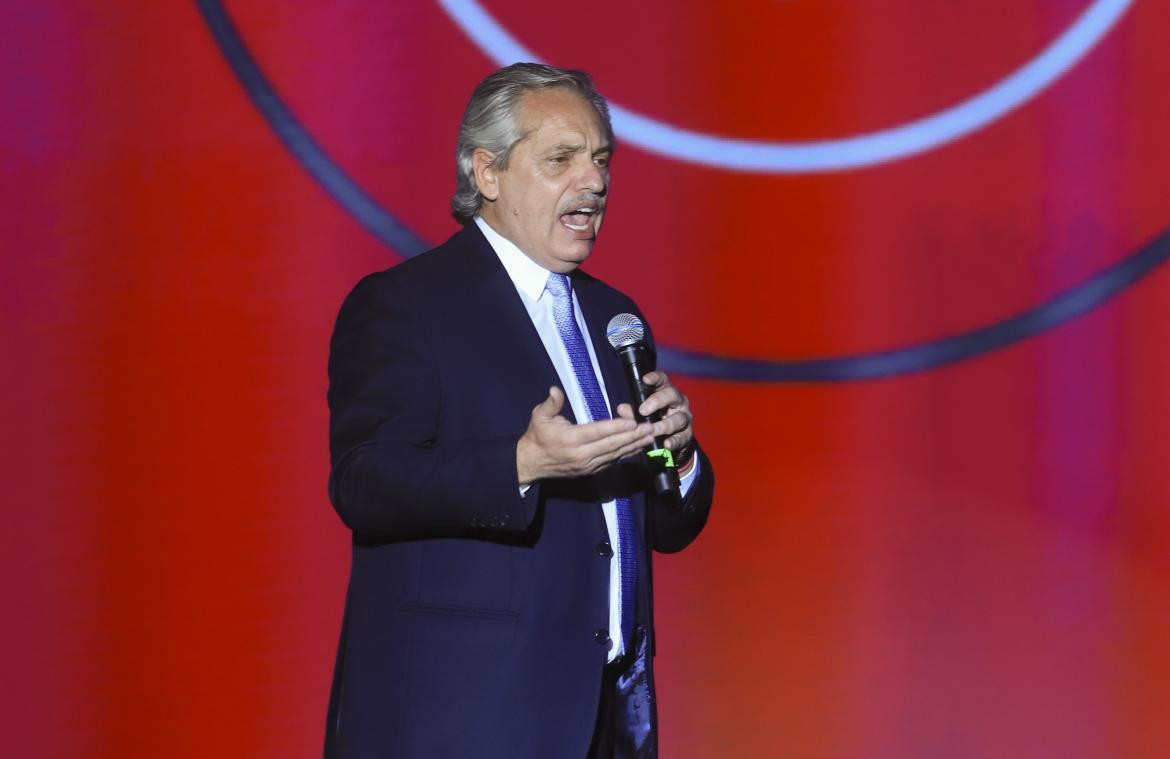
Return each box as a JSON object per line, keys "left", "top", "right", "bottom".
{"left": 324, "top": 63, "right": 715, "bottom": 759}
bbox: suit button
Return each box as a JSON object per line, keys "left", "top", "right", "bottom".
{"left": 596, "top": 541, "right": 613, "bottom": 558}
{"left": 594, "top": 629, "right": 612, "bottom": 649}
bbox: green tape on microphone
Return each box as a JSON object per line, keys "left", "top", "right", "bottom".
{"left": 646, "top": 448, "right": 675, "bottom": 469}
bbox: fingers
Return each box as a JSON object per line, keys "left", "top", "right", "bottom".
{"left": 611, "top": 434, "right": 658, "bottom": 463}
{"left": 652, "top": 409, "right": 692, "bottom": 441}
{"left": 641, "top": 387, "right": 682, "bottom": 420}
{"left": 638, "top": 371, "right": 671, "bottom": 415}
{"left": 663, "top": 428, "right": 694, "bottom": 454}
{"left": 526, "top": 384, "right": 695, "bottom": 479}
{"left": 568, "top": 415, "right": 644, "bottom": 445}
{"left": 637, "top": 371, "right": 694, "bottom": 450}
{"left": 641, "top": 371, "right": 665, "bottom": 388}
{"left": 638, "top": 371, "right": 686, "bottom": 419}
{"left": 574, "top": 423, "right": 655, "bottom": 470}
{"left": 532, "top": 390, "right": 643, "bottom": 447}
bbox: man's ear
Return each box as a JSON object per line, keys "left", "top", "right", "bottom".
{"left": 472, "top": 148, "right": 500, "bottom": 201}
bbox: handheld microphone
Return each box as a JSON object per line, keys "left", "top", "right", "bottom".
{"left": 606, "top": 313, "right": 681, "bottom": 500}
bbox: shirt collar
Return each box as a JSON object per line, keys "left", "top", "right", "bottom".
{"left": 475, "top": 216, "right": 554, "bottom": 301}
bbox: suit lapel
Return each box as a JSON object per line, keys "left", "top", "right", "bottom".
{"left": 455, "top": 224, "right": 578, "bottom": 424}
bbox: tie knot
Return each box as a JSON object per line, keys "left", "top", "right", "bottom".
{"left": 546, "top": 272, "right": 572, "bottom": 301}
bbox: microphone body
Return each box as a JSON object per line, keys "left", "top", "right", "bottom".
{"left": 607, "top": 315, "right": 681, "bottom": 501}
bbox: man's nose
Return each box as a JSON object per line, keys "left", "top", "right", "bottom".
{"left": 578, "top": 158, "right": 606, "bottom": 194}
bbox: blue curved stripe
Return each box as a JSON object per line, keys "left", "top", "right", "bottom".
{"left": 197, "top": 0, "right": 429, "bottom": 256}
{"left": 197, "top": 0, "right": 1170, "bottom": 383}
{"left": 437, "top": 0, "right": 1135, "bottom": 173}
{"left": 660, "top": 225, "right": 1170, "bottom": 381}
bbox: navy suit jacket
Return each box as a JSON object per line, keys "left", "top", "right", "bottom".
{"left": 324, "top": 223, "right": 714, "bottom": 758}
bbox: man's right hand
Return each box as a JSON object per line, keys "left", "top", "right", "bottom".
{"left": 516, "top": 386, "right": 655, "bottom": 487}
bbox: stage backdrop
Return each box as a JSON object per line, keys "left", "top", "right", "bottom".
{"left": 4, "top": 1, "right": 1170, "bottom": 757}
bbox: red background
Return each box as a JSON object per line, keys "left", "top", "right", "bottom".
{"left": 3, "top": 1, "right": 1170, "bottom": 756}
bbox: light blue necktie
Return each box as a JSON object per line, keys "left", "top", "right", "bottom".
{"left": 546, "top": 272, "right": 637, "bottom": 651}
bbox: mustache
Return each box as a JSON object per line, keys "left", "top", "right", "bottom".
{"left": 558, "top": 194, "right": 606, "bottom": 215}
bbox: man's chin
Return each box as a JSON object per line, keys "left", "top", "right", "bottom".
{"left": 547, "top": 240, "right": 594, "bottom": 272}
{"left": 567, "top": 238, "right": 595, "bottom": 261}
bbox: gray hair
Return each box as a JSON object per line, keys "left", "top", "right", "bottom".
{"left": 451, "top": 63, "right": 614, "bottom": 224}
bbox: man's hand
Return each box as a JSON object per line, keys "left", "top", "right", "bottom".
{"left": 637, "top": 371, "right": 695, "bottom": 471}
{"left": 516, "top": 387, "right": 655, "bottom": 486}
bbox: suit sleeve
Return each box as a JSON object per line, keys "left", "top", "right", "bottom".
{"left": 649, "top": 444, "right": 714, "bottom": 553}
{"left": 326, "top": 275, "right": 534, "bottom": 538}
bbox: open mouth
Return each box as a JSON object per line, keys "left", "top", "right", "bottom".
{"left": 560, "top": 206, "right": 599, "bottom": 232}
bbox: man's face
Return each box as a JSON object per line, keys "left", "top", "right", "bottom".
{"left": 476, "top": 88, "right": 611, "bottom": 273}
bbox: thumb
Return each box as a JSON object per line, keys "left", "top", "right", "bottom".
{"left": 534, "top": 386, "right": 565, "bottom": 418}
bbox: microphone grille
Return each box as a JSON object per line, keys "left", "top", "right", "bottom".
{"left": 606, "top": 313, "right": 645, "bottom": 349}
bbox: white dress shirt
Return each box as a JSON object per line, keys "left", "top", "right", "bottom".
{"left": 475, "top": 216, "right": 699, "bottom": 660}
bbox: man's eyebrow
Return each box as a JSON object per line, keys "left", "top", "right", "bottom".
{"left": 541, "top": 143, "right": 612, "bottom": 158}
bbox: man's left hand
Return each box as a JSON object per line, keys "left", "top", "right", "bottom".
{"left": 637, "top": 371, "right": 695, "bottom": 470}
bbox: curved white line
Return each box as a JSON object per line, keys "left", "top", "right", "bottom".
{"left": 437, "top": 0, "right": 1134, "bottom": 173}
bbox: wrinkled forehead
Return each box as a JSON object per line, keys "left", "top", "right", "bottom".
{"left": 515, "top": 88, "right": 610, "bottom": 149}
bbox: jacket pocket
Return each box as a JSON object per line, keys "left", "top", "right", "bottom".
{"left": 399, "top": 601, "right": 518, "bottom": 649}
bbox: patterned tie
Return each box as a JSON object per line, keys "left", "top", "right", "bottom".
{"left": 546, "top": 272, "right": 637, "bottom": 651}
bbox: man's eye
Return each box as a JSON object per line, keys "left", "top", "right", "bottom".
{"left": 549, "top": 155, "right": 568, "bottom": 164}
{"left": 595, "top": 157, "right": 610, "bottom": 168}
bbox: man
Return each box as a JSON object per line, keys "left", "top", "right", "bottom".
{"left": 325, "top": 63, "right": 714, "bottom": 758}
